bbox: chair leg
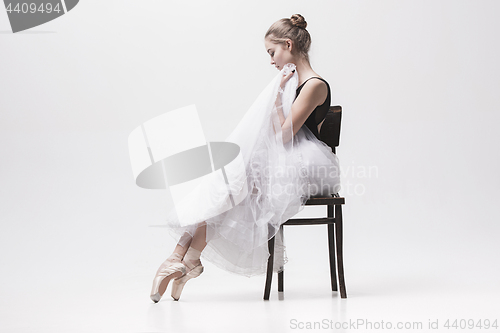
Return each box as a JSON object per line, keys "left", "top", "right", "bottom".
{"left": 278, "top": 271, "right": 284, "bottom": 292}
{"left": 328, "top": 204, "right": 338, "bottom": 291}
{"left": 334, "top": 204, "right": 347, "bottom": 298}
{"left": 327, "top": 225, "right": 338, "bottom": 291}
{"left": 264, "top": 234, "right": 275, "bottom": 300}
{"left": 278, "top": 225, "right": 284, "bottom": 292}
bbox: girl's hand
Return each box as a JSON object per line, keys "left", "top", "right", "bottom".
{"left": 280, "top": 70, "right": 295, "bottom": 89}
{"left": 280, "top": 64, "right": 296, "bottom": 89}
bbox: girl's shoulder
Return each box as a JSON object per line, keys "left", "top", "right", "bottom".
{"left": 297, "top": 76, "right": 329, "bottom": 92}
{"left": 301, "top": 76, "right": 328, "bottom": 85}
{"left": 298, "top": 75, "right": 329, "bottom": 92}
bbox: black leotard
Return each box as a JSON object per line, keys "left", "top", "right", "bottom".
{"left": 294, "top": 77, "right": 331, "bottom": 140}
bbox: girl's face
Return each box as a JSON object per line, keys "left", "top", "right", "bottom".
{"left": 265, "top": 38, "right": 294, "bottom": 71}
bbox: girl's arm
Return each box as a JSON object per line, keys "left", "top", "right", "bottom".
{"left": 278, "top": 79, "right": 328, "bottom": 144}
{"left": 274, "top": 87, "right": 286, "bottom": 125}
{"left": 272, "top": 71, "right": 293, "bottom": 136}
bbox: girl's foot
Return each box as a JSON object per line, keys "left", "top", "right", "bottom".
{"left": 171, "top": 247, "right": 204, "bottom": 301}
{"left": 150, "top": 253, "right": 185, "bottom": 303}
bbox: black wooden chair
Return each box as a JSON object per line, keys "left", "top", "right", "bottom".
{"left": 263, "top": 105, "right": 347, "bottom": 300}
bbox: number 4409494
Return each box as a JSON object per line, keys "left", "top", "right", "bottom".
{"left": 6, "top": 3, "right": 62, "bottom": 14}
{"left": 444, "top": 319, "right": 498, "bottom": 330}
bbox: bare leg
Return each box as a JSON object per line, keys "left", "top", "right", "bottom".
{"left": 189, "top": 221, "right": 207, "bottom": 252}
{"left": 182, "top": 221, "right": 207, "bottom": 269}
{"left": 168, "top": 222, "right": 206, "bottom": 261}
{"left": 171, "top": 231, "right": 193, "bottom": 258}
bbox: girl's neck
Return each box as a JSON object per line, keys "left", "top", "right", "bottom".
{"left": 294, "top": 57, "right": 318, "bottom": 84}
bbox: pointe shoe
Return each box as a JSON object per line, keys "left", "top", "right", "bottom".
{"left": 150, "top": 259, "right": 186, "bottom": 303}
{"left": 171, "top": 260, "right": 204, "bottom": 301}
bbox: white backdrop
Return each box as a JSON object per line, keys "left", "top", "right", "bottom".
{"left": 1, "top": 1, "right": 499, "bottom": 332}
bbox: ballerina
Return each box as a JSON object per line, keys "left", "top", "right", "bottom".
{"left": 150, "top": 13, "right": 341, "bottom": 302}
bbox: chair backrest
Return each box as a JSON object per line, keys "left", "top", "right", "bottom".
{"left": 319, "top": 106, "right": 342, "bottom": 154}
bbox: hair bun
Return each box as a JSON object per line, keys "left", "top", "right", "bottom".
{"left": 290, "top": 14, "right": 307, "bottom": 29}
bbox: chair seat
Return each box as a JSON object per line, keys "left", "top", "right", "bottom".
{"left": 283, "top": 217, "right": 335, "bottom": 225}
{"left": 304, "top": 196, "right": 345, "bottom": 206}
{"left": 284, "top": 197, "right": 344, "bottom": 225}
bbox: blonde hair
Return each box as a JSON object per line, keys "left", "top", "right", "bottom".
{"left": 265, "top": 14, "right": 311, "bottom": 62}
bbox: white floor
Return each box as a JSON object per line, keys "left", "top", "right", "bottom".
{"left": 1, "top": 211, "right": 499, "bottom": 333}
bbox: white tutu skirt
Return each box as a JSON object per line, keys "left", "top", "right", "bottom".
{"left": 164, "top": 65, "right": 341, "bottom": 277}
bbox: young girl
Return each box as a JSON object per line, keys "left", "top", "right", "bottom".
{"left": 150, "top": 13, "right": 340, "bottom": 302}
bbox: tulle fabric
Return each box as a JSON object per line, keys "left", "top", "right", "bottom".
{"left": 164, "top": 64, "right": 341, "bottom": 277}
